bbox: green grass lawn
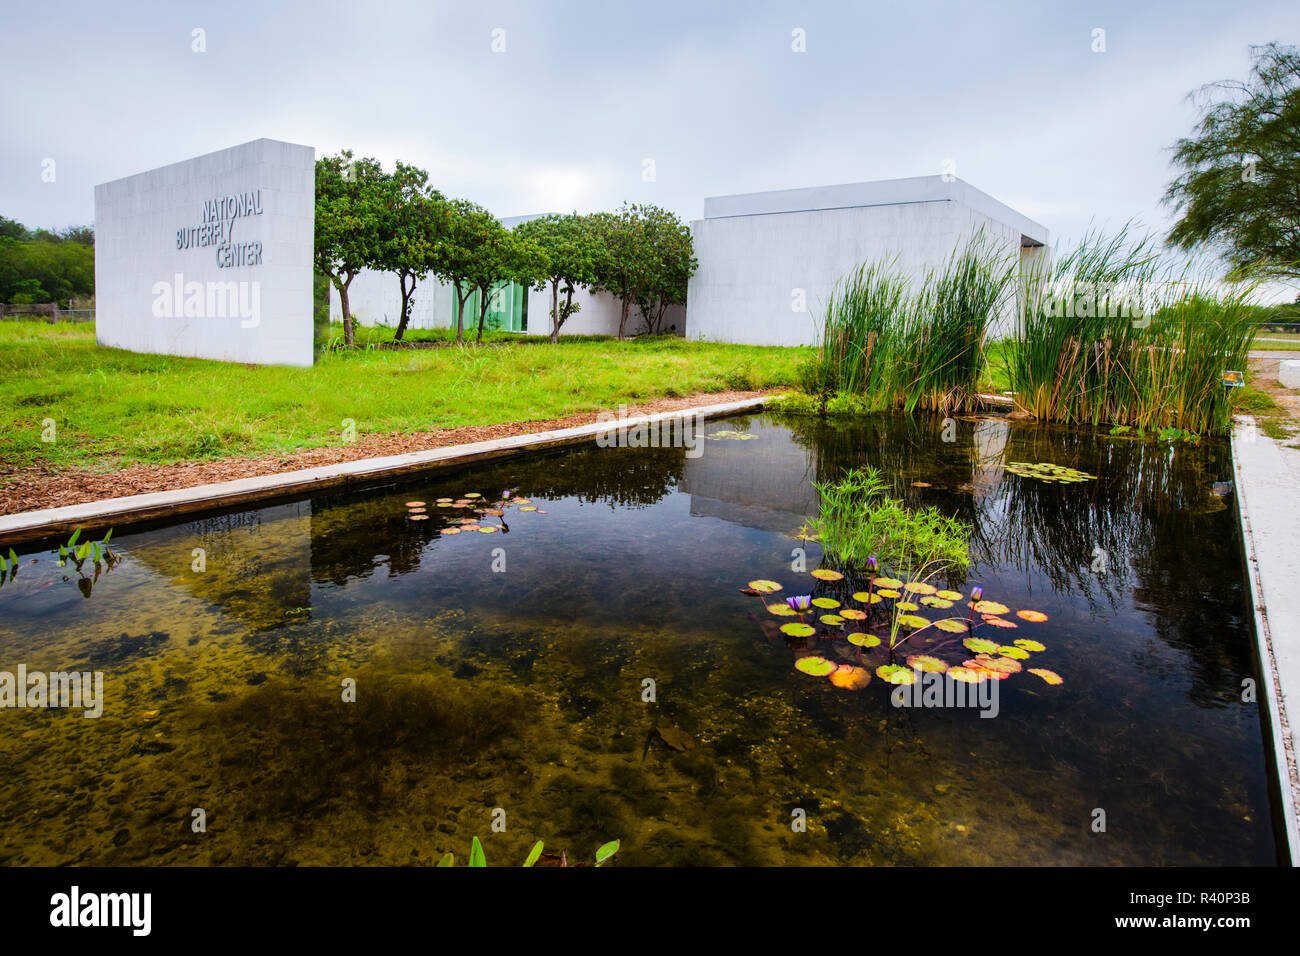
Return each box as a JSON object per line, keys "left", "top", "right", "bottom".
{"left": 0, "top": 321, "right": 807, "bottom": 473}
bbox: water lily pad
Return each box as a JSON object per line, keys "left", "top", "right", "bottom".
{"left": 920, "top": 596, "right": 954, "bottom": 608}
{"left": 847, "top": 633, "right": 881, "bottom": 647}
{"left": 477, "top": 526, "right": 499, "bottom": 533}
{"left": 781, "top": 622, "right": 816, "bottom": 638}
{"left": 912, "top": 481, "right": 932, "bottom": 488}
{"left": 872, "top": 577, "right": 904, "bottom": 589}
{"left": 795, "top": 655, "right": 836, "bottom": 677}
{"left": 876, "top": 664, "right": 916, "bottom": 685}
{"left": 442, "top": 527, "right": 462, "bottom": 535}
{"left": 513, "top": 498, "right": 532, "bottom": 505}
{"left": 1014, "top": 639, "right": 1046, "bottom": 652}
{"left": 767, "top": 604, "right": 797, "bottom": 617}
{"left": 896, "top": 601, "right": 920, "bottom": 612}
{"left": 409, "top": 515, "right": 429, "bottom": 521}
{"left": 829, "top": 664, "right": 872, "bottom": 690}
{"left": 906, "top": 655, "right": 947, "bottom": 673}
{"left": 819, "top": 615, "right": 845, "bottom": 626}
{"left": 981, "top": 616, "right": 1018, "bottom": 629}
{"left": 935, "top": 619, "right": 970, "bottom": 633}
{"left": 810, "top": 569, "right": 844, "bottom": 581}
{"left": 518, "top": 506, "right": 538, "bottom": 512}
{"left": 936, "top": 590, "right": 964, "bottom": 601}
{"left": 972, "top": 600, "right": 1010, "bottom": 615}
{"left": 839, "top": 608, "right": 868, "bottom": 621}
{"left": 963, "top": 637, "right": 1000, "bottom": 654}
{"left": 464, "top": 493, "right": 482, "bottom": 499}
{"left": 748, "top": 580, "right": 783, "bottom": 593}
{"left": 904, "top": 582, "right": 937, "bottom": 595}
{"left": 1028, "top": 668, "right": 1064, "bottom": 685}
{"left": 978, "top": 655, "right": 1022, "bottom": 674}
{"left": 877, "top": 589, "right": 902, "bottom": 599}
{"left": 898, "top": 614, "right": 930, "bottom": 629}
{"left": 947, "top": 667, "right": 984, "bottom": 684}
{"left": 1016, "top": 609, "right": 1049, "bottom": 622}
{"left": 657, "top": 726, "right": 695, "bottom": 751}
{"left": 811, "top": 597, "right": 840, "bottom": 609}
{"left": 852, "top": 592, "right": 884, "bottom": 604}
{"left": 997, "top": 645, "right": 1030, "bottom": 660}
{"left": 405, "top": 501, "right": 426, "bottom": 508}
{"left": 460, "top": 523, "right": 482, "bottom": 531}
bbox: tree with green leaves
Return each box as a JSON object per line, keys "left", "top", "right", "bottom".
{"left": 471, "top": 230, "right": 549, "bottom": 343}
{"left": 514, "top": 213, "right": 599, "bottom": 343}
{"left": 372, "top": 161, "right": 446, "bottom": 342}
{"left": 588, "top": 204, "right": 653, "bottom": 338}
{"left": 314, "top": 150, "right": 389, "bottom": 347}
{"left": 1164, "top": 43, "right": 1300, "bottom": 280}
{"left": 431, "top": 200, "right": 506, "bottom": 345}
{"left": 633, "top": 205, "right": 696, "bottom": 335}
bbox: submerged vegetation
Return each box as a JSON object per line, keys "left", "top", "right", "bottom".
{"left": 785, "top": 228, "right": 1263, "bottom": 436}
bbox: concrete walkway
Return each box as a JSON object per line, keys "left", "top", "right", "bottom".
{"left": 1232, "top": 416, "right": 1300, "bottom": 864}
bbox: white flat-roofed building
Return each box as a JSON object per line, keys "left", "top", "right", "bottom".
{"left": 685, "top": 176, "right": 1049, "bottom": 346}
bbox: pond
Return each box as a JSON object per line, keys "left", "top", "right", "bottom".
{"left": 0, "top": 412, "right": 1284, "bottom": 866}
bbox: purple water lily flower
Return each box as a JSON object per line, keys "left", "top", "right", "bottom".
{"left": 867, "top": 556, "right": 878, "bottom": 573}
{"left": 786, "top": 595, "right": 813, "bottom": 613}
{"left": 971, "top": 586, "right": 984, "bottom": 602}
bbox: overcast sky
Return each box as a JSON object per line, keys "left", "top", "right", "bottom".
{"left": 1, "top": 0, "right": 1295, "bottom": 289}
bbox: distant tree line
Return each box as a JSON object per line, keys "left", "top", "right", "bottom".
{"left": 0, "top": 217, "right": 95, "bottom": 306}
{"left": 314, "top": 150, "right": 697, "bottom": 347}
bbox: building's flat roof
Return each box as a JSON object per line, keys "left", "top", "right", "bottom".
{"left": 702, "top": 175, "right": 1049, "bottom": 245}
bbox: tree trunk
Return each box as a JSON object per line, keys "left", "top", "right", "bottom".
{"left": 337, "top": 275, "right": 355, "bottom": 347}
{"left": 453, "top": 281, "right": 467, "bottom": 344}
{"left": 476, "top": 286, "right": 490, "bottom": 343}
{"left": 550, "top": 278, "right": 560, "bottom": 345}
{"left": 618, "top": 295, "right": 631, "bottom": 338}
{"left": 395, "top": 273, "right": 415, "bottom": 342}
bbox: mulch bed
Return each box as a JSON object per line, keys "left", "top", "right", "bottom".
{"left": 1, "top": 389, "right": 779, "bottom": 516}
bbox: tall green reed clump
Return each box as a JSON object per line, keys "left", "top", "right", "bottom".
{"left": 1005, "top": 228, "right": 1259, "bottom": 435}
{"left": 808, "top": 232, "right": 1015, "bottom": 414}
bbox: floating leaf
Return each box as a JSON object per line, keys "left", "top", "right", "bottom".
{"left": 876, "top": 664, "right": 916, "bottom": 685}
{"left": 810, "top": 569, "right": 844, "bottom": 581}
{"left": 852, "top": 592, "right": 883, "bottom": 604}
{"left": 963, "top": 637, "right": 999, "bottom": 654}
{"left": 1014, "top": 639, "right": 1046, "bottom": 652}
{"left": 767, "top": 604, "right": 797, "bottom": 617}
{"left": 518, "top": 506, "right": 538, "bottom": 512}
{"left": 904, "top": 582, "right": 937, "bottom": 595}
{"left": 920, "top": 596, "right": 954, "bottom": 608}
{"left": 819, "top": 615, "right": 845, "bottom": 625}
{"left": 872, "top": 577, "right": 904, "bottom": 589}
{"left": 829, "top": 665, "right": 872, "bottom": 690}
{"left": 795, "top": 655, "right": 836, "bottom": 676}
{"left": 464, "top": 493, "right": 482, "bottom": 499}
{"left": 405, "top": 501, "right": 426, "bottom": 508}
{"left": 1016, "top": 609, "right": 1049, "bottom": 623}
{"left": 947, "top": 667, "right": 984, "bottom": 684}
{"left": 906, "top": 655, "right": 948, "bottom": 673}
{"left": 435, "top": 498, "right": 453, "bottom": 503}
{"left": 477, "top": 526, "right": 498, "bottom": 533}
{"left": 523, "top": 841, "right": 545, "bottom": 867}
{"left": 594, "top": 840, "right": 621, "bottom": 866}
{"left": 936, "top": 619, "right": 970, "bottom": 633}
{"left": 442, "top": 527, "right": 462, "bottom": 535}
{"left": 513, "top": 498, "right": 532, "bottom": 505}
{"left": 748, "top": 580, "right": 783, "bottom": 593}
{"left": 839, "top": 608, "right": 868, "bottom": 621}
{"left": 1028, "top": 668, "right": 1064, "bottom": 685}
{"left": 912, "top": 481, "right": 932, "bottom": 488}
{"left": 409, "top": 515, "right": 429, "bottom": 521}
{"left": 877, "top": 589, "right": 902, "bottom": 599}
{"left": 972, "top": 600, "right": 1010, "bottom": 615}
{"left": 781, "top": 622, "right": 816, "bottom": 637}
{"left": 898, "top": 614, "right": 929, "bottom": 629}
{"left": 847, "top": 633, "right": 881, "bottom": 647}
{"left": 982, "top": 616, "right": 1018, "bottom": 629}
{"left": 657, "top": 726, "right": 695, "bottom": 750}
{"left": 936, "top": 590, "right": 964, "bottom": 601}
{"left": 811, "top": 597, "right": 840, "bottom": 609}
{"left": 997, "top": 645, "right": 1030, "bottom": 660}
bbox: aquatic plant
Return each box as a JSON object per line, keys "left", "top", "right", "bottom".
{"left": 802, "top": 466, "right": 971, "bottom": 573}
{"left": 1002, "top": 229, "right": 1259, "bottom": 435}
{"left": 437, "top": 836, "right": 620, "bottom": 867}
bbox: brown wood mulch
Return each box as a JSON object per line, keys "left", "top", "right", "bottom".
{"left": 0, "top": 390, "right": 780, "bottom": 517}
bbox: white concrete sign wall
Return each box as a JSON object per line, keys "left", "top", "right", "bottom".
{"left": 94, "top": 138, "right": 316, "bottom": 366}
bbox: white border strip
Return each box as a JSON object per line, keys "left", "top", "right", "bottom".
{"left": 1232, "top": 416, "right": 1300, "bottom": 865}
{"left": 0, "top": 397, "right": 773, "bottom": 541}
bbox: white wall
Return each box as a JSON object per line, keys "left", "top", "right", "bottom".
{"left": 686, "top": 176, "right": 1048, "bottom": 346}
{"left": 94, "top": 138, "right": 316, "bottom": 366}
